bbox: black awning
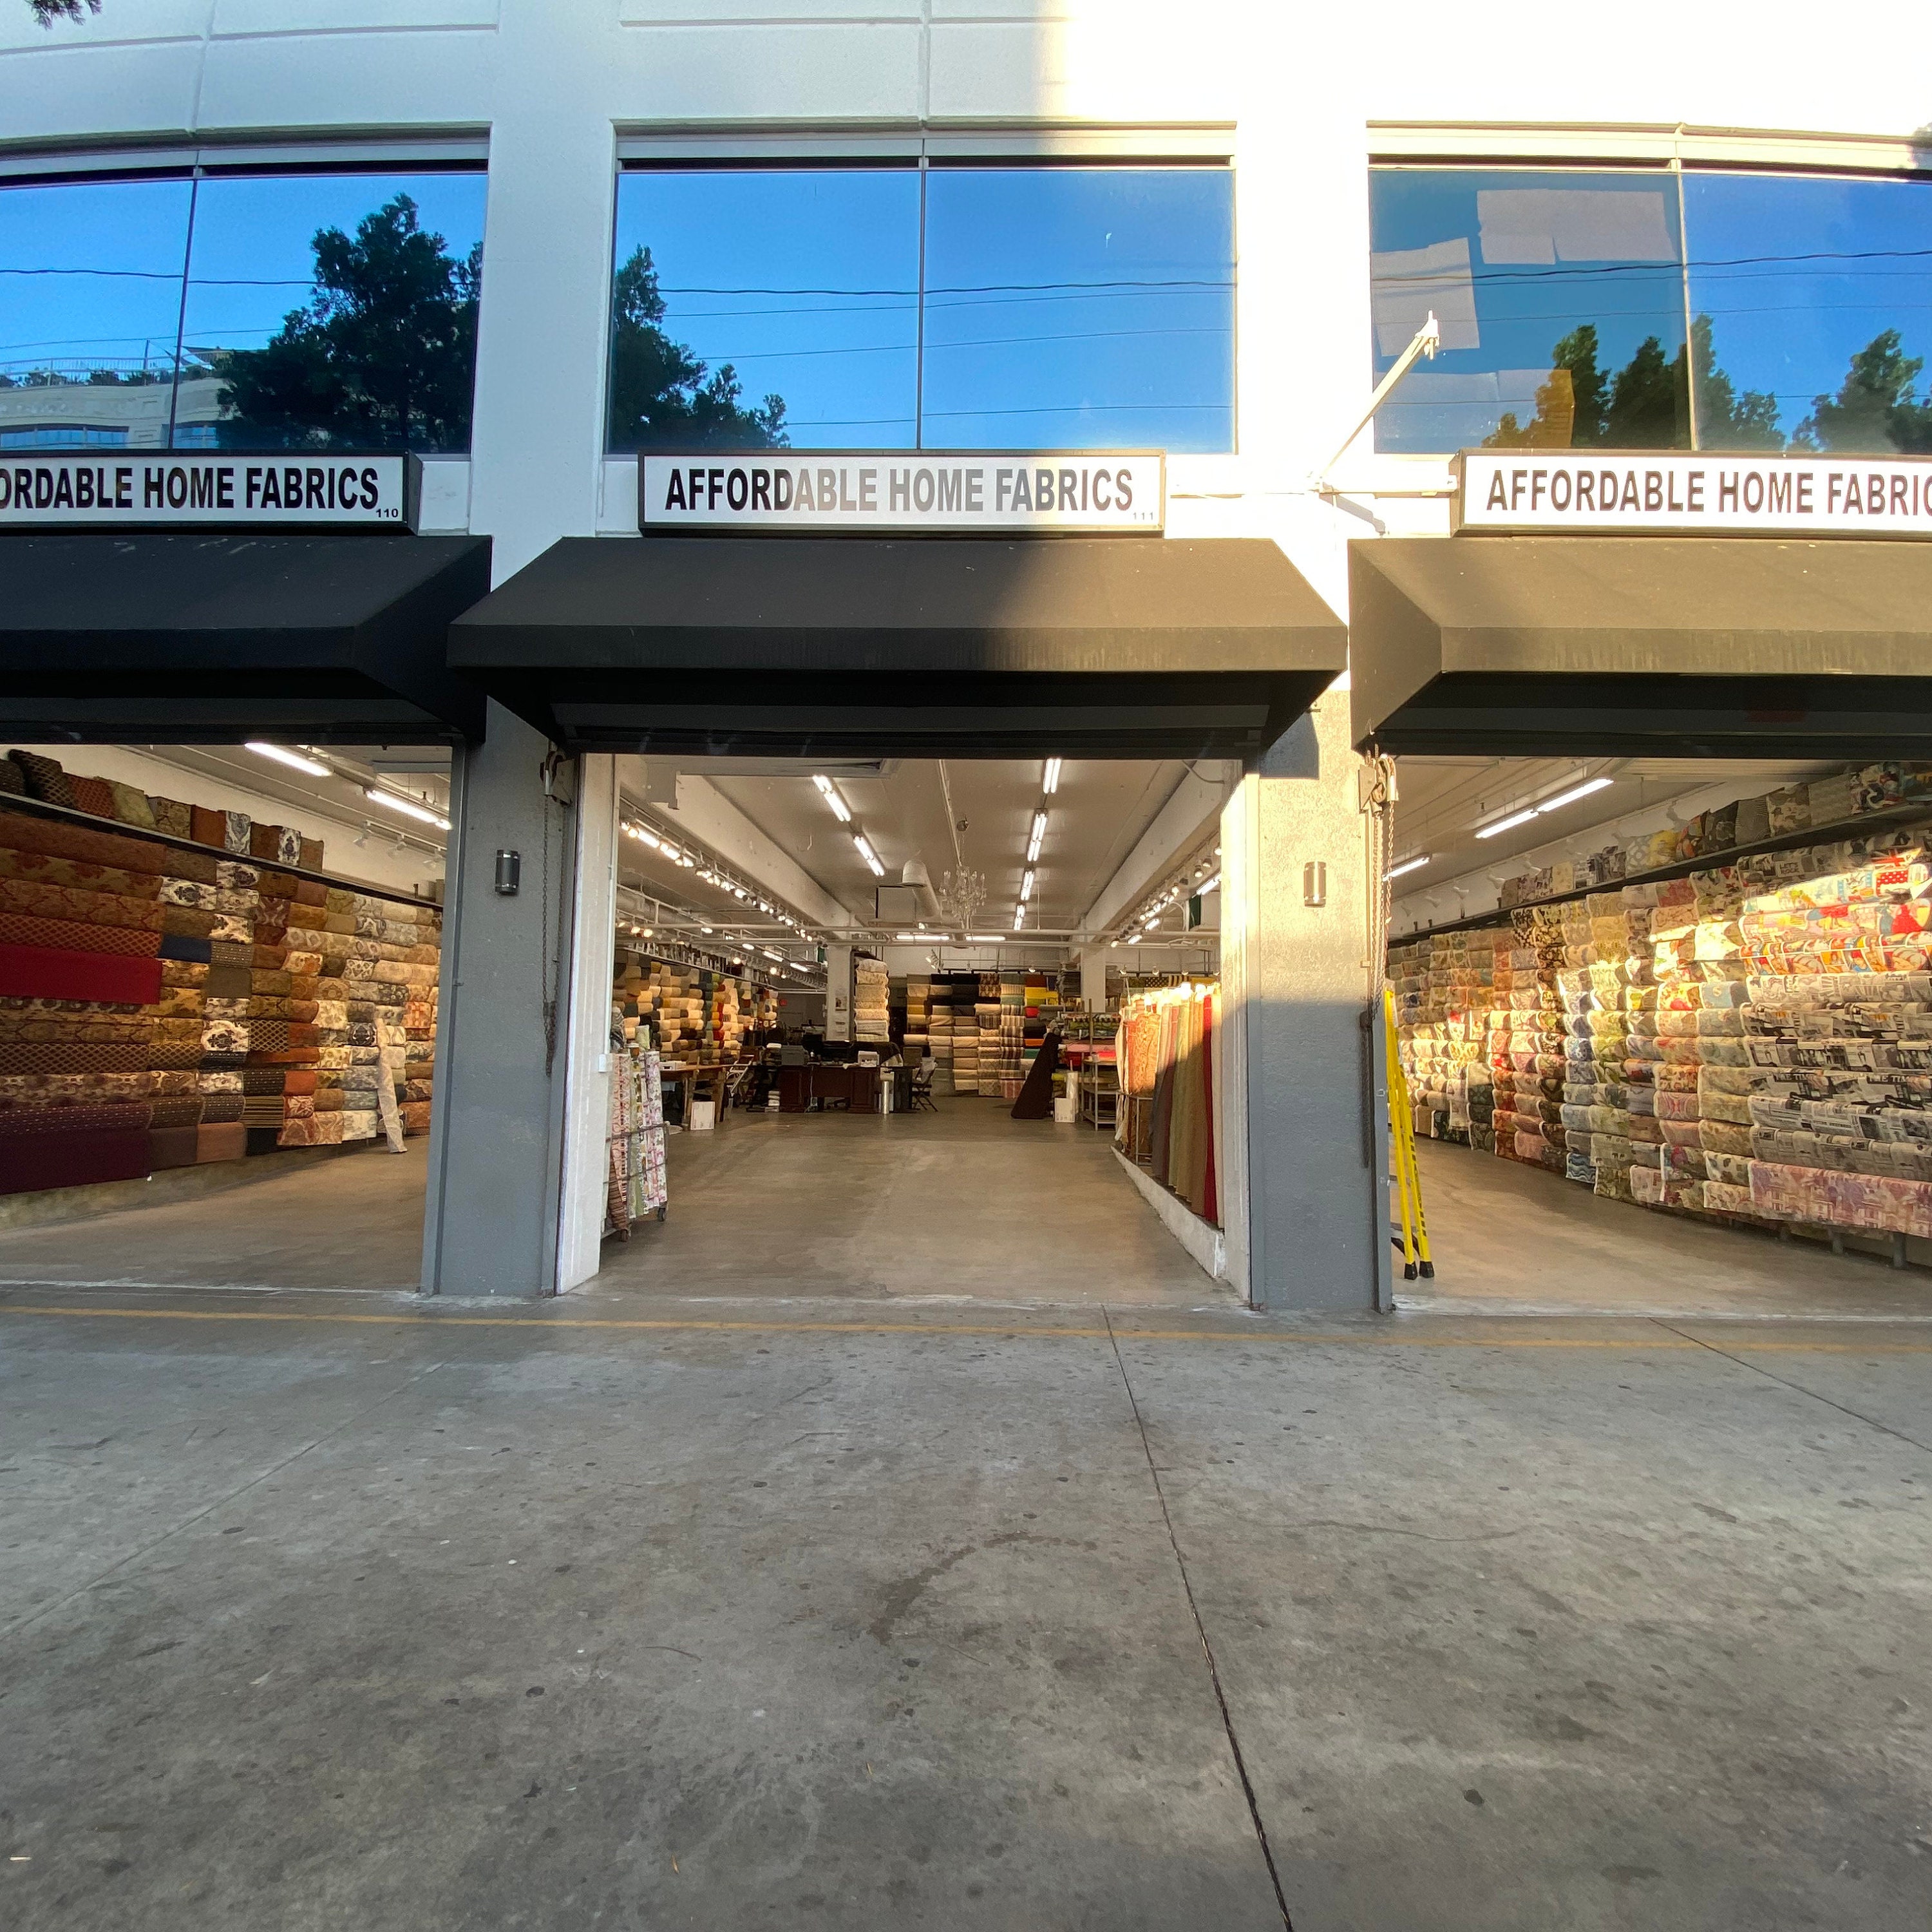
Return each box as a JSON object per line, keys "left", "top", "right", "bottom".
{"left": 0, "top": 533, "right": 492, "bottom": 743}
{"left": 1350, "top": 535, "right": 1932, "bottom": 757}
{"left": 447, "top": 536, "right": 1345, "bottom": 757}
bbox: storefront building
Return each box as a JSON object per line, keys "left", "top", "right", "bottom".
{"left": 6, "top": 5, "right": 1932, "bottom": 1312}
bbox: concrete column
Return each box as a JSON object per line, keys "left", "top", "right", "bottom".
{"left": 420, "top": 699, "right": 580, "bottom": 1298}
{"left": 1220, "top": 688, "right": 1381, "bottom": 1311}
{"left": 824, "top": 944, "right": 853, "bottom": 1043}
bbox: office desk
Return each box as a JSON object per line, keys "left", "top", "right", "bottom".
{"left": 778, "top": 1063, "right": 880, "bottom": 1113}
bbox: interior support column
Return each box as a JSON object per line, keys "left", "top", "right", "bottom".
{"left": 1220, "top": 688, "right": 1380, "bottom": 1311}
{"left": 554, "top": 754, "right": 618, "bottom": 1293}
{"left": 420, "top": 697, "right": 580, "bottom": 1297}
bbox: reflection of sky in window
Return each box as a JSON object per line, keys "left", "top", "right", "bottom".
{"left": 180, "top": 173, "right": 486, "bottom": 363}
{"left": 612, "top": 168, "right": 920, "bottom": 448}
{"left": 1685, "top": 173, "right": 1932, "bottom": 443}
{"left": 921, "top": 167, "right": 1234, "bottom": 451}
{"left": 1370, "top": 169, "right": 1685, "bottom": 452}
{"left": 0, "top": 178, "right": 192, "bottom": 383}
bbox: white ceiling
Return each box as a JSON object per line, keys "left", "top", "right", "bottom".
{"left": 1390, "top": 753, "right": 1842, "bottom": 927}
{"left": 616, "top": 756, "right": 1193, "bottom": 940}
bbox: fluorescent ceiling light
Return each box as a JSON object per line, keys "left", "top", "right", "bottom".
{"left": 853, "top": 833, "right": 884, "bottom": 878}
{"left": 813, "top": 773, "right": 851, "bottom": 823}
{"left": 364, "top": 787, "right": 450, "bottom": 831}
{"left": 1043, "top": 757, "right": 1062, "bottom": 795}
{"left": 895, "top": 932, "right": 922, "bottom": 940}
{"left": 247, "top": 742, "right": 329, "bottom": 778}
{"left": 1197, "top": 873, "right": 1220, "bottom": 895}
{"left": 966, "top": 933, "right": 1001, "bottom": 943}
{"left": 1385, "top": 854, "right": 1431, "bottom": 881}
{"left": 762, "top": 948, "right": 784, "bottom": 961}
{"left": 1535, "top": 774, "right": 1615, "bottom": 815}
{"left": 1473, "top": 806, "right": 1539, "bottom": 840}
{"left": 638, "top": 828, "right": 661, "bottom": 849}
{"left": 658, "top": 839, "right": 680, "bottom": 860}
{"left": 1020, "top": 868, "right": 1035, "bottom": 902}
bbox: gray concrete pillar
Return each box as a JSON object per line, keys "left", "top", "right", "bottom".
{"left": 420, "top": 698, "right": 580, "bottom": 1296}
{"left": 1220, "top": 688, "right": 1383, "bottom": 1311}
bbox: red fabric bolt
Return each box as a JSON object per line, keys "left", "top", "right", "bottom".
{"left": 0, "top": 1127, "right": 150, "bottom": 1194}
{"left": 0, "top": 945, "right": 162, "bottom": 1007}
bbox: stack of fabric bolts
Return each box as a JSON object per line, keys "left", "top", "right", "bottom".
{"left": 902, "top": 974, "right": 929, "bottom": 1062}
{"left": 0, "top": 752, "right": 441, "bottom": 1193}
{"left": 975, "top": 976, "right": 1002, "bottom": 1096}
{"left": 853, "top": 956, "right": 890, "bottom": 1043}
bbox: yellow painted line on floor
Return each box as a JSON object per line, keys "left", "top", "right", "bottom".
{"left": 1, "top": 1302, "right": 1931, "bottom": 1352}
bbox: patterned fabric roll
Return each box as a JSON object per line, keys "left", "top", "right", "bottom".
{"left": 0, "top": 849, "right": 158, "bottom": 896}
{"left": 200, "top": 1093, "right": 245, "bottom": 1124}
{"left": 223, "top": 811, "right": 252, "bottom": 856}
{"left": 0, "top": 1101, "right": 151, "bottom": 1136}
{"left": 148, "top": 1095, "right": 203, "bottom": 1128}
{"left": 0, "top": 911, "right": 162, "bottom": 958}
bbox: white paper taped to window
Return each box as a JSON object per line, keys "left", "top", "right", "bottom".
{"left": 1369, "top": 236, "right": 1481, "bottom": 356}
{"left": 1477, "top": 189, "right": 1674, "bottom": 265}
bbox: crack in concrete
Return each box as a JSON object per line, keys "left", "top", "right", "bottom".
{"left": 1650, "top": 1318, "right": 1932, "bottom": 1458}
{"left": 1103, "top": 1307, "right": 1295, "bottom": 1931}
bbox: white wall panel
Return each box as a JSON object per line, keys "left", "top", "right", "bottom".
{"left": 212, "top": 0, "right": 500, "bottom": 33}
{"left": 0, "top": 43, "right": 205, "bottom": 142}
{"left": 608, "top": 23, "right": 922, "bottom": 122}
{"left": 194, "top": 29, "right": 499, "bottom": 131}
{"left": 928, "top": 6, "right": 1238, "bottom": 123}
{"left": 0, "top": 0, "right": 209, "bottom": 52}
{"left": 621, "top": 0, "right": 920, "bottom": 20}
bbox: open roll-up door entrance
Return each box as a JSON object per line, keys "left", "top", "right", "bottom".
{"left": 1350, "top": 535, "right": 1932, "bottom": 759}
{"left": 448, "top": 536, "right": 1346, "bottom": 759}
{"left": 0, "top": 532, "right": 491, "bottom": 744}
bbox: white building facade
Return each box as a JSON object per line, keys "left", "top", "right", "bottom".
{"left": 7, "top": 0, "right": 1932, "bottom": 1301}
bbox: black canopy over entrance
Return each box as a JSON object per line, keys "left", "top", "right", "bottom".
{"left": 1350, "top": 536, "right": 1932, "bottom": 758}
{"left": 448, "top": 536, "right": 1346, "bottom": 757}
{"left": 0, "top": 533, "right": 491, "bottom": 743}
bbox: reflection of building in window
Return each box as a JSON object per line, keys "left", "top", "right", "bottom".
{"left": 0, "top": 375, "right": 223, "bottom": 450}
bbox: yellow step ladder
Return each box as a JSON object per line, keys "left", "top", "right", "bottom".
{"left": 1382, "top": 985, "right": 1434, "bottom": 1282}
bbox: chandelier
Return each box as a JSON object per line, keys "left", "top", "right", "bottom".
{"left": 939, "top": 866, "right": 987, "bottom": 929}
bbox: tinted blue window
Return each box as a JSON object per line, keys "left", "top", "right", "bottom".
{"left": 605, "top": 162, "right": 1236, "bottom": 453}
{"left": 609, "top": 167, "right": 920, "bottom": 451}
{"left": 922, "top": 166, "right": 1235, "bottom": 451}
{"left": 0, "top": 169, "right": 485, "bottom": 455}
{"left": 1369, "top": 167, "right": 1689, "bottom": 451}
{"left": 1683, "top": 172, "right": 1932, "bottom": 452}
{"left": 184, "top": 172, "right": 486, "bottom": 453}
{"left": 0, "top": 176, "right": 193, "bottom": 452}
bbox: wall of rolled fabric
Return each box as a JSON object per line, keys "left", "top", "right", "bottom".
{"left": 1392, "top": 815, "right": 1932, "bottom": 1258}
{"left": 0, "top": 750, "right": 441, "bottom": 1195}
{"left": 1115, "top": 980, "right": 1218, "bottom": 1227}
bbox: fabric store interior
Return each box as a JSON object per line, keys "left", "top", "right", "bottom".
{"left": 594, "top": 753, "right": 1225, "bottom": 1303}
{"left": 1385, "top": 751, "right": 1932, "bottom": 1318}
{"left": 0, "top": 739, "right": 449, "bottom": 1292}
{"left": 0, "top": 744, "right": 1227, "bottom": 1303}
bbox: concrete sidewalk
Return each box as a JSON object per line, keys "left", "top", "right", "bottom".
{"left": 1, "top": 1291, "right": 1927, "bottom": 1929}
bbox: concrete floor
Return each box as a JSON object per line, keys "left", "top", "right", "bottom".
{"left": 0, "top": 1142, "right": 428, "bottom": 1293}
{"left": 1, "top": 1289, "right": 1927, "bottom": 1929}
{"left": 603, "top": 1097, "right": 1220, "bottom": 1304}
{"left": 1406, "top": 1138, "right": 1932, "bottom": 1321}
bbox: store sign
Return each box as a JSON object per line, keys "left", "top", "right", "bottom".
{"left": 0, "top": 453, "right": 414, "bottom": 528}
{"left": 1454, "top": 449, "right": 1932, "bottom": 537}
{"left": 639, "top": 451, "right": 1164, "bottom": 534}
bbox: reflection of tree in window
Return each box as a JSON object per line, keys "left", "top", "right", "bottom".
{"left": 1486, "top": 317, "right": 1781, "bottom": 451}
{"left": 607, "top": 247, "right": 788, "bottom": 451}
{"left": 216, "top": 196, "right": 479, "bottom": 452}
{"left": 1794, "top": 330, "right": 1932, "bottom": 453}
